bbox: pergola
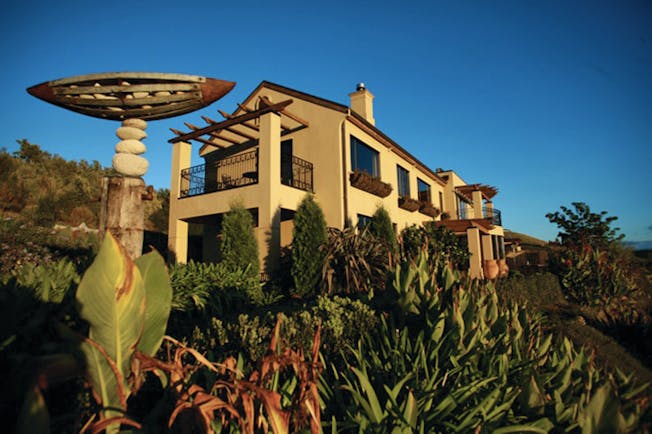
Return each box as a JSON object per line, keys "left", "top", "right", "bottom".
{"left": 168, "top": 96, "right": 309, "bottom": 150}
{"left": 454, "top": 183, "right": 498, "bottom": 202}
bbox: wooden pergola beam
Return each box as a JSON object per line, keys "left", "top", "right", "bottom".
{"left": 218, "top": 109, "right": 260, "bottom": 132}
{"left": 184, "top": 121, "right": 232, "bottom": 145}
{"left": 169, "top": 99, "right": 293, "bottom": 143}
{"left": 170, "top": 127, "right": 224, "bottom": 148}
{"left": 201, "top": 116, "right": 256, "bottom": 140}
{"left": 260, "top": 96, "right": 309, "bottom": 127}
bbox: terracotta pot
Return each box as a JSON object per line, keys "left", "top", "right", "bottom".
{"left": 483, "top": 259, "right": 499, "bottom": 279}
{"left": 498, "top": 259, "right": 509, "bottom": 277}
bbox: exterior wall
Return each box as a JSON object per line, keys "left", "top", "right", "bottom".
{"left": 343, "top": 121, "right": 445, "bottom": 230}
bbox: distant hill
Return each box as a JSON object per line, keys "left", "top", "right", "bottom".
{"left": 503, "top": 229, "right": 548, "bottom": 247}
{"left": 625, "top": 240, "right": 652, "bottom": 251}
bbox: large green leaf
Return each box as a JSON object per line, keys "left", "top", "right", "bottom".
{"left": 76, "top": 233, "right": 145, "bottom": 419}
{"left": 134, "top": 251, "right": 172, "bottom": 356}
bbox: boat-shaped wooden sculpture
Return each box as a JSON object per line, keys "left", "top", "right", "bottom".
{"left": 27, "top": 72, "right": 235, "bottom": 121}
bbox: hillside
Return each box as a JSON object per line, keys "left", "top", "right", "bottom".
{"left": 504, "top": 229, "right": 548, "bottom": 246}
{"left": 0, "top": 140, "right": 169, "bottom": 233}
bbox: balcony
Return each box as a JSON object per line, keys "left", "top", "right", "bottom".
{"left": 180, "top": 149, "right": 258, "bottom": 198}
{"left": 179, "top": 149, "right": 313, "bottom": 198}
{"left": 281, "top": 155, "right": 314, "bottom": 192}
{"left": 457, "top": 205, "right": 502, "bottom": 226}
{"left": 483, "top": 206, "right": 502, "bottom": 226}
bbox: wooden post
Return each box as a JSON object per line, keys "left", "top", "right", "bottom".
{"left": 99, "top": 176, "right": 146, "bottom": 258}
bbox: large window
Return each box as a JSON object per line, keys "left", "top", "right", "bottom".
{"left": 417, "top": 178, "right": 431, "bottom": 203}
{"left": 397, "top": 165, "right": 410, "bottom": 197}
{"left": 350, "top": 136, "right": 379, "bottom": 177}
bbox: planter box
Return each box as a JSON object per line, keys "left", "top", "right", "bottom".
{"left": 350, "top": 170, "right": 392, "bottom": 198}
{"left": 419, "top": 202, "right": 440, "bottom": 218}
{"left": 398, "top": 196, "right": 420, "bottom": 212}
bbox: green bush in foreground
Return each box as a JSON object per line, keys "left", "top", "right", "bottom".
{"left": 219, "top": 201, "right": 260, "bottom": 281}
{"left": 369, "top": 205, "right": 398, "bottom": 256}
{"left": 291, "top": 194, "right": 327, "bottom": 298}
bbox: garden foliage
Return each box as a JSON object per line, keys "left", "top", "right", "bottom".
{"left": 219, "top": 201, "right": 260, "bottom": 281}
{"left": 369, "top": 205, "right": 398, "bottom": 256}
{"left": 291, "top": 195, "right": 327, "bottom": 297}
{"left": 547, "top": 203, "right": 638, "bottom": 306}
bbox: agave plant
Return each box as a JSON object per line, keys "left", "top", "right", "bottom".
{"left": 319, "top": 251, "right": 650, "bottom": 433}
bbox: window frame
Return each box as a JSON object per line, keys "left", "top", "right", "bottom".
{"left": 417, "top": 178, "right": 431, "bottom": 203}
{"left": 397, "top": 165, "right": 410, "bottom": 198}
{"left": 350, "top": 135, "right": 380, "bottom": 177}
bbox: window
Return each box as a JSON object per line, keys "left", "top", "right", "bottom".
{"left": 397, "top": 165, "right": 410, "bottom": 197}
{"left": 417, "top": 178, "right": 431, "bottom": 203}
{"left": 281, "top": 139, "right": 293, "bottom": 185}
{"left": 357, "top": 214, "right": 372, "bottom": 230}
{"left": 439, "top": 191, "right": 444, "bottom": 211}
{"left": 350, "top": 136, "right": 379, "bottom": 177}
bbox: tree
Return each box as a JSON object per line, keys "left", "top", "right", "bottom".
{"left": 546, "top": 203, "right": 636, "bottom": 305}
{"left": 292, "top": 195, "right": 327, "bottom": 297}
{"left": 369, "top": 205, "right": 398, "bottom": 255}
{"left": 219, "top": 201, "right": 259, "bottom": 280}
{"left": 546, "top": 202, "right": 624, "bottom": 250}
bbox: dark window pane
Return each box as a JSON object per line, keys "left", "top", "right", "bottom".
{"left": 417, "top": 178, "right": 431, "bottom": 203}
{"left": 357, "top": 214, "right": 372, "bottom": 230}
{"left": 397, "top": 165, "right": 410, "bottom": 197}
{"left": 351, "top": 136, "right": 379, "bottom": 177}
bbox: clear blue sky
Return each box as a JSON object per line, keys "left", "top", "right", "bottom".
{"left": 1, "top": 0, "right": 650, "bottom": 242}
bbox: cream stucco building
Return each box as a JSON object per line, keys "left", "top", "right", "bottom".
{"left": 167, "top": 81, "right": 506, "bottom": 279}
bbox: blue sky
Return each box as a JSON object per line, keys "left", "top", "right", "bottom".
{"left": 1, "top": 0, "right": 650, "bottom": 242}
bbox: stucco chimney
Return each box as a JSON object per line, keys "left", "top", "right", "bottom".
{"left": 349, "top": 83, "right": 375, "bottom": 125}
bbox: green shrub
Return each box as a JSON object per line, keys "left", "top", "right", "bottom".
{"left": 551, "top": 244, "right": 637, "bottom": 306}
{"left": 398, "top": 224, "right": 426, "bottom": 264}
{"left": 547, "top": 202, "right": 639, "bottom": 307}
{"left": 291, "top": 194, "right": 327, "bottom": 297}
{"left": 423, "top": 222, "right": 470, "bottom": 271}
{"left": 219, "top": 201, "right": 259, "bottom": 281}
{"left": 369, "top": 205, "right": 397, "bottom": 256}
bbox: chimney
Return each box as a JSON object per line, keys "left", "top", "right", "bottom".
{"left": 349, "top": 82, "right": 375, "bottom": 125}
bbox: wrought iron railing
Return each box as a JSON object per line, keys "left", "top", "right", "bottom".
{"left": 179, "top": 149, "right": 258, "bottom": 197}
{"left": 484, "top": 206, "right": 502, "bottom": 226}
{"left": 281, "top": 155, "right": 313, "bottom": 192}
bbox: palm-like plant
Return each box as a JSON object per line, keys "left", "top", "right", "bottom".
{"left": 321, "top": 227, "right": 390, "bottom": 295}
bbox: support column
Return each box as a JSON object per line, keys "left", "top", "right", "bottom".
{"left": 168, "top": 140, "right": 192, "bottom": 263}
{"left": 482, "top": 234, "right": 495, "bottom": 261}
{"left": 466, "top": 227, "right": 483, "bottom": 279}
{"left": 471, "top": 190, "right": 483, "bottom": 219}
{"left": 258, "top": 111, "right": 282, "bottom": 273}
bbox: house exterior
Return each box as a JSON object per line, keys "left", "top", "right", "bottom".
{"left": 167, "top": 81, "right": 506, "bottom": 279}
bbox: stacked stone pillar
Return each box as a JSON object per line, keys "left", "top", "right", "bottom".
{"left": 99, "top": 119, "right": 150, "bottom": 258}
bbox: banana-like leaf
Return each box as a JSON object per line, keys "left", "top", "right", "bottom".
{"left": 76, "top": 233, "right": 145, "bottom": 419}
{"left": 134, "top": 251, "right": 172, "bottom": 356}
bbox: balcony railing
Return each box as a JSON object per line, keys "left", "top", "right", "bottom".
{"left": 282, "top": 155, "right": 313, "bottom": 192}
{"left": 180, "top": 149, "right": 258, "bottom": 198}
{"left": 484, "top": 206, "right": 502, "bottom": 226}
{"left": 179, "top": 150, "right": 314, "bottom": 198}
